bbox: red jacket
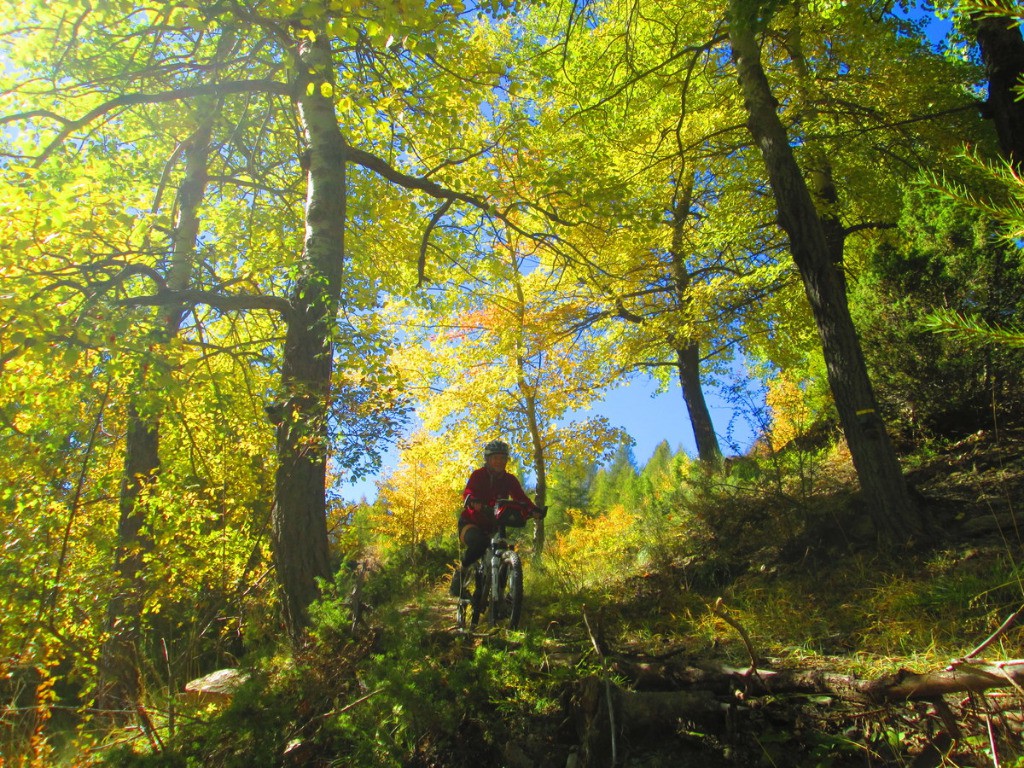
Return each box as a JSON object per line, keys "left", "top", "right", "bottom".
{"left": 461, "top": 466, "right": 535, "bottom": 533}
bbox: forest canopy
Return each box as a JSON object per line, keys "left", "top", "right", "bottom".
{"left": 1, "top": 0, "right": 1024, "bottom": 764}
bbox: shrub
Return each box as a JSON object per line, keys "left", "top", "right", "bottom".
{"left": 543, "top": 505, "right": 642, "bottom": 601}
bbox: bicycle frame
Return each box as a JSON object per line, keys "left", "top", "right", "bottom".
{"left": 457, "top": 498, "right": 531, "bottom": 630}
{"left": 486, "top": 526, "right": 511, "bottom": 613}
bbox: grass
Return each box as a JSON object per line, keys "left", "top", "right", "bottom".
{"left": 524, "top": 431, "right": 1024, "bottom": 686}
{"left": 47, "top": 428, "right": 1024, "bottom": 767}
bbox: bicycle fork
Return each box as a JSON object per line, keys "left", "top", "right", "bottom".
{"left": 489, "top": 539, "right": 508, "bottom": 616}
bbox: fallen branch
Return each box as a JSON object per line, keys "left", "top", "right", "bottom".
{"left": 607, "top": 657, "right": 1024, "bottom": 704}
{"left": 710, "top": 598, "right": 760, "bottom": 672}
{"left": 571, "top": 659, "right": 1024, "bottom": 767}
{"left": 962, "top": 603, "right": 1024, "bottom": 661}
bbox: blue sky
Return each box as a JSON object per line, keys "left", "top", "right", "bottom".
{"left": 581, "top": 374, "right": 758, "bottom": 464}
{"left": 338, "top": 372, "right": 759, "bottom": 501}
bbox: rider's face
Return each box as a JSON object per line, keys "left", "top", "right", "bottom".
{"left": 486, "top": 453, "right": 508, "bottom": 472}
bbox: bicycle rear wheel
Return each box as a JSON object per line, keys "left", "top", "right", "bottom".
{"left": 494, "top": 551, "right": 523, "bottom": 629}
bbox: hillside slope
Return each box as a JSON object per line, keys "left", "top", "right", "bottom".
{"left": 103, "top": 428, "right": 1024, "bottom": 768}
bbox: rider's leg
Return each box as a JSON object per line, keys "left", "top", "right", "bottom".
{"left": 450, "top": 524, "right": 487, "bottom": 596}
{"left": 460, "top": 525, "right": 487, "bottom": 567}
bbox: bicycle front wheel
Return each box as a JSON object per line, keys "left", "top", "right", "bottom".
{"left": 494, "top": 551, "right": 523, "bottom": 629}
{"left": 470, "top": 569, "right": 487, "bottom": 628}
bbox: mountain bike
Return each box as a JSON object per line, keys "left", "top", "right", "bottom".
{"left": 456, "top": 499, "right": 545, "bottom": 631}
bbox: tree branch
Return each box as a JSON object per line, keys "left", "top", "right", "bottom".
{"left": 345, "top": 143, "right": 580, "bottom": 270}
{"left": 573, "top": 36, "right": 727, "bottom": 120}
{"left": 418, "top": 198, "right": 453, "bottom": 286}
{"left": 26, "top": 80, "right": 291, "bottom": 167}
{"left": 842, "top": 220, "right": 896, "bottom": 237}
{"left": 344, "top": 144, "right": 491, "bottom": 211}
{"left": 121, "top": 288, "right": 291, "bottom": 316}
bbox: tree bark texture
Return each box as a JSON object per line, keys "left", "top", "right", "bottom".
{"left": 668, "top": 172, "right": 723, "bottom": 467}
{"left": 270, "top": 33, "right": 346, "bottom": 640}
{"left": 727, "top": 1, "right": 927, "bottom": 543}
{"left": 675, "top": 344, "right": 722, "bottom": 466}
{"left": 607, "top": 658, "right": 1024, "bottom": 704}
{"left": 975, "top": 13, "right": 1024, "bottom": 170}
{"left": 787, "top": 7, "right": 847, "bottom": 294}
{"left": 514, "top": 275, "right": 548, "bottom": 556}
{"left": 526, "top": 391, "right": 547, "bottom": 557}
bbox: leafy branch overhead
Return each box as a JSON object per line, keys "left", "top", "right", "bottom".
{"left": 2, "top": 0, "right": 1024, "bottom": 764}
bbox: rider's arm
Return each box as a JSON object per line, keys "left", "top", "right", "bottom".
{"left": 463, "top": 468, "right": 491, "bottom": 511}
{"left": 504, "top": 473, "right": 541, "bottom": 514}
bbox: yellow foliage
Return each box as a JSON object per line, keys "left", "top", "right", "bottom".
{"left": 545, "top": 505, "right": 640, "bottom": 597}
{"left": 371, "top": 433, "right": 466, "bottom": 556}
{"left": 765, "top": 372, "right": 814, "bottom": 449}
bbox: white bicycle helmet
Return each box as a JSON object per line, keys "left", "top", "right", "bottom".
{"left": 483, "top": 439, "right": 510, "bottom": 459}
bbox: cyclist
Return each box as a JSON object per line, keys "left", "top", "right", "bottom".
{"left": 449, "top": 439, "right": 542, "bottom": 596}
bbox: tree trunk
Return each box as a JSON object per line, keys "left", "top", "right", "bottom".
{"left": 675, "top": 344, "right": 722, "bottom": 466}
{"left": 525, "top": 391, "right": 547, "bottom": 557}
{"left": 975, "top": 13, "right": 1024, "bottom": 170}
{"left": 269, "top": 32, "right": 346, "bottom": 640}
{"left": 788, "top": 6, "right": 847, "bottom": 295}
{"left": 727, "top": 0, "right": 928, "bottom": 544}
{"left": 668, "top": 173, "right": 722, "bottom": 467}
{"left": 97, "top": 406, "right": 158, "bottom": 714}
{"left": 513, "top": 286, "right": 548, "bottom": 557}
{"left": 99, "top": 80, "right": 223, "bottom": 714}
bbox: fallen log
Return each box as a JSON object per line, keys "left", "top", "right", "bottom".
{"left": 748, "top": 659, "right": 1024, "bottom": 703}
{"left": 574, "top": 676, "right": 731, "bottom": 768}
{"left": 609, "top": 658, "right": 1024, "bottom": 703}
{"left": 574, "top": 660, "right": 1024, "bottom": 767}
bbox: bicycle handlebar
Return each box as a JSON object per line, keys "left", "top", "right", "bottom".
{"left": 467, "top": 497, "right": 546, "bottom": 519}
{"left": 493, "top": 498, "right": 547, "bottom": 519}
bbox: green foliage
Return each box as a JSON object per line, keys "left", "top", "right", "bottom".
{"left": 589, "top": 443, "right": 641, "bottom": 514}
{"left": 921, "top": 307, "right": 1024, "bottom": 348}
{"left": 0, "top": 0, "right": 476, "bottom": 734}
{"left": 323, "top": 632, "right": 481, "bottom": 765}
{"left": 117, "top": 582, "right": 563, "bottom": 768}
{"left": 306, "top": 571, "right": 361, "bottom": 647}
{"left": 854, "top": 182, "right": 1024, "bottom": 437}
{"left": 2, "top": 0, "right": 1023, "bottom": 762}
{"left": 915, "top": 144, "right": 1024, "bottom": 354}
{"left": 545, "top": 455, "right": 599, "bottom": 525}
{"left": 78, "top": 426, "right": 1024, "bottom": 766}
